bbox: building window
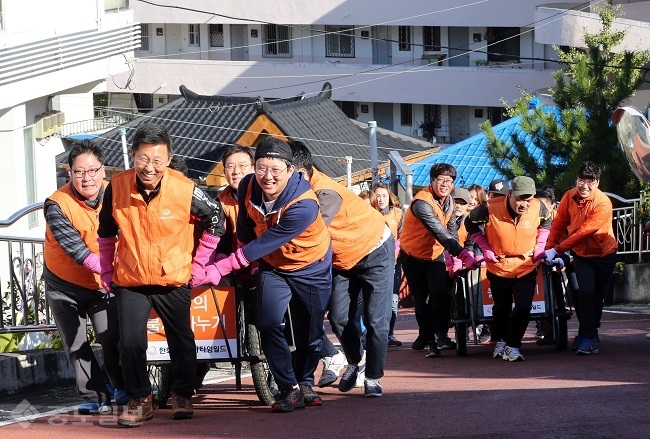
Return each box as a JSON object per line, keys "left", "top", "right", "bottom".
{"left": 398, "top": 26, "right": 411, "bottom": 51}
{"left": 104, "top": 0, "right": 128, "bottom": 11}
{"left": 24, "top": 127, "right": 38, "bottom": 228}
{"left": 488, "top": 107, "right": 506, "bottom": 126}
{"left": 400, "top": 104, "right": 413, "bottom": 126}
{"left": 139, "top": 24, "right": 150, "bottom": 51}
{"left": 209, "top": 24, "right": 224, "bottom": 47}
{"left": 188, "top": 24, "right": 200, "bottom": 47}
{"left": 423, "top": 26, "right": 441, "bottom": 52}
{"left": 325, "top": 25, "right": 355, "bottom": 58}
{"left": 485, "top": 27, "right": 520, "bottom": 62}
{"left": 263, "top": 24, "right": 291, "bottom": 58}
{"left": 424, "top": 104, "right": 442, "bottom": 129}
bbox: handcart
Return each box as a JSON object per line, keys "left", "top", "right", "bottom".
{"left": 451, "top": 262, "right": 573, "bottom": 356}
{"left": 146, "top": 284, "right": 294, "bottom": 408}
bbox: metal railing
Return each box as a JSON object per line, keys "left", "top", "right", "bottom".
{"left": 59, "top": 110, "right": 140, "bottom": 138}
{"left": 0, "top": 203, "right": 56, "bottom": 333}
{"left": 605, "top": 192, "right": 650, "bottom": 263}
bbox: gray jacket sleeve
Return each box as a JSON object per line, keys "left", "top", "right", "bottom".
{"left": 410, "top": 200, "right": 463, "bottom": 256}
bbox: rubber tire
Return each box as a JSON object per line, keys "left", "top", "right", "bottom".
{"left": 455, "top": 322, "right": 467, "bottom": 356}
{"left": 555, "top": 316, "right": 568, "bottom": 351}
{"left": 246, "top": 322, "right": 279, "bottom": 405}
{"left": 147, "top": 364, "right": 171, "bottom": 409}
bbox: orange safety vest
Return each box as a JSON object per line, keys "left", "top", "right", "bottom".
{"left": 310, "top": 169, "right": 386, "bottom": 270}
{"left": 243, "top": 179, "right": 330, "bottom": 271}
{"left": 400, "top": 186, "right": 454, "bottom": 261}
{"left": 218, "top": 187, "right": 239, "bottom": 253}
{"left": 484, "top": 197, "right": 542, "bottom": 278}
{"left": 457, "top": 218, "right": 468, "bottom": 247}
{"left": 44, "top": 183, "right": 102, "bottom": 290}
{"left": 111, "top": 168, "right": 195, "bottom": 287}
{"left": 383, "top": 207, "right": 403, "bottom": 239}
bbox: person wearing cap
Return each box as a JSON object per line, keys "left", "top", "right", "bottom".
{"left": 201, "top": 137, "right": 332, "bottom": 412}
{"left": 487, "top": 178, "right": 509, "bottom": 198}
{"left": 400, "top": 163, "right": 480, "bottom": 358}
{"left": 290, "top": 141, "right": 394, "bottom": 397}
{"left": 466, "top": 176, "right": 552, "bottom": 361}
{"left": 544, "top": 161, "right": 617, "bottom": 355}
{"left": 97, "top": 123, "right": 227, "bottom": 426}
{"left": 437, "top": 187, "right": 473, "bottom": 349}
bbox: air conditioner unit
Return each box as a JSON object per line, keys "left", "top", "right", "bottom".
{"left": 34, "top": 113, "right": 52, "bottom": 139}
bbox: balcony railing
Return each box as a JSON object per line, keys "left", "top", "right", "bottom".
{"left": 59, "top": 110, "right": 140, "bottom": 137}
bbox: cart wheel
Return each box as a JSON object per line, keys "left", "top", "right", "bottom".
{"left": 455, "top": 322, "right": 467, "bottom": 356}
{"left": 147, "top": 364, "right": 171, "bottom": 409}
{"left": 555, "top": 316, "right": 568, "bottom": 350}
{"left": 246, "top": 322, "right": 279, "bottom": 405}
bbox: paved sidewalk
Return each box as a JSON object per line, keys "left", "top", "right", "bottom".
{"left": 1, "top": 306, "right": 649, "bottom": 438}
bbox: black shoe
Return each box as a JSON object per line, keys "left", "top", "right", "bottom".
{"left": 388, "top": 335, "right": 403, "bottom": 347}
{"left": 299, "top": 384, "right": 322, "bottom": 407}
{"left": 411, "top": 337, "right": 428, "bottom": 351}
{"left": 271, "top": 385, "right": 305, "bottom": 413}
{"left": 425, "top": 345, "right": 441, "bottom": 358}
{"left": 536, "top": 335, "right": 556, "bottom": 346}
{"left": 435, "top": 332, "right": 456, "bottom": 350}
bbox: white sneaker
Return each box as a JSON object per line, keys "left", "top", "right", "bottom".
{"left": 502, "top": 345, "right": 525, "bottom": 362}
{"left": 492, "top": 341, "right": 506, "bottom": 358}
{"left": 646, "top": 333, "right": 650, "bottom": 340}
{"left": 317, "top": 349, "right": 348, "bottom": 388}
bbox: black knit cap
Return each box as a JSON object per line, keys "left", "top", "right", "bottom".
{"left": 254, "top": 138, "right": 293, "bottom": 164}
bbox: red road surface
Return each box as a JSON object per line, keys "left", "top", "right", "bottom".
{"left": 2, "top": 309, "right": 649, "bottom": 438}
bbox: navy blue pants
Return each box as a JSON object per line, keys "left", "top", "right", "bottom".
{"left": 255, "top": 258, "right": 332, "bottom": 388}
{"left": 329, "top": 236, "right": 394, "bottom": 380}
{"left": 573, "top": 252, "right": 617, "bottom": 339}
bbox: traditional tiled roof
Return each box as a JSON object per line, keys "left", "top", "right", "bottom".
{"left": 85, "top": 83, "right": 429, "bottom": 180}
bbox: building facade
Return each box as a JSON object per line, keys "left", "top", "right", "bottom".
{"left": 106, "top": 0, "right": 649, "bottom": 150}
{"left": 0, "top": 0, "right": 139, "bottom": 237}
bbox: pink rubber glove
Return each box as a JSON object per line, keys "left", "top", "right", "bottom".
{"left": 205, "top": 264, "right": 222, "bottom": 286}
{"left": 471, "top": 233, "right": 499, "bottom": 263}
{"left": 459, "top": 249, "right": 479, "bottom": 270}
{"left": 191, "top": 232, "right": 222, "bottom": 286}
{"left": 214, "top": 248, "right": 250, "bottom": 277}
{"left": 533, "top": 228, "right": 550, "bottom": 261}
{"left": 82, "top": 253, "right": 101, "bottom": 275}
{"left": 98, "top": 236, "right": 117, "bottom": 293}
{"left": 394, "top": 239, "right": 401, "bottom": 259}
{"left": 444, "top": 251, "right": 454, "bottom": 272}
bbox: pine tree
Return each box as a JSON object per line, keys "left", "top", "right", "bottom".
{"left": 481, "top": 5, "right": 650, "bottom": 196}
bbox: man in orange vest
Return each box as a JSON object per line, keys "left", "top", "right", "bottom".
{"left": 200, "top": 138, "right": 332, "bottom": 413}
{"left": 98, "top": 123, "right": 227, "bottom": 427}
{"left": 291, "top": 141, "right": 394, "bottom": 397}
{"left": 466, "top": 176, "right": 552, "bottom": 361}
{"left": 43, "top": 140, "right": 126, "bottom": 415}
{"left": 401, "top": 164, "right": 479, "bottom": 358}
{"left": 544, "top": 161, "right": 617, "bottom": 355}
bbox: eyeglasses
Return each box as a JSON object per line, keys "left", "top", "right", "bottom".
{"left": 434, "top": 176, "right": 454, "bottom": 186}
{"left": 225, "top": 162, "right": 252, "bottom": 172}
{"left": 135, "top": 156, "right": 167, "bottom": 169}
{"left": 255, "top": 165, "right": 289, "bottom": 178}
{"left": 71, "top": 166, "right": 103, "bottom": 178}
{"left": 577, "top": 177, "right": 597, "bottom": 188}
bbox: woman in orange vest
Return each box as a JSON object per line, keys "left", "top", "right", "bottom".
{"left": 544, "top": 161, "right": 617, "bottom": 355}
{"left": 43, "top": 140, "right": 126, "bottom": 415}
{"left": 466, "top": 176, "right": 552, "bottom": 361}
{"left": 373, "top": 182, "right": 404, "bottom": 347}
{"left": 98, "top": 123, "right": 227, "bottom": 427}
{"left": 401, "top": 163, "right": 479, "bottom": 358}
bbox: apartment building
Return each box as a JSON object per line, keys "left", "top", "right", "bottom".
{"left": 106, "top": 1, "right": 649, "bottom": 148}
{"left": 0, "top": 0, "right": 140, "bottom": 237}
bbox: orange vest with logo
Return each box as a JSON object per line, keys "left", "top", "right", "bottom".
{"left": 401, "top": 187, "right": 454, "bottom": 260}
{"left": 44, "top": 183, "right": 102, "bottom": 290}
{"left": 457, "top": 218, "right": 468, "bottom": 247}
{"left": 244, "top": 180, "right": 330, "bottom": 271}
{"left": 310, "top": 169, "right": 386, "bottom": 270}
{"left": 383, "top": 207, "right": 403, "bottom": 239}
{"left": 484, "top": 197, "right": 542, "bottom": 278}
{"left": 111, "top": 168, "right": 195, "bottom": 287}
{"left": 218, "top": 187, "right": 239, "bottom": 253}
